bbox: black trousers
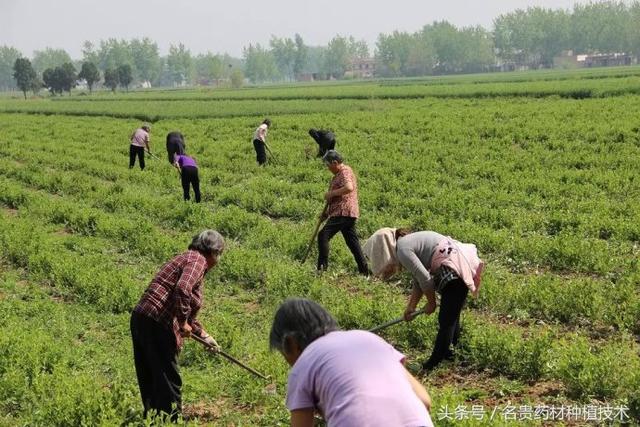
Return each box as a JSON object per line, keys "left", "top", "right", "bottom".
{"left": 317, "top": 216, "right": 369, "bottom": 274}
{"left": 130, "top": 311, "right": 182, "bottom": 421}
{"left": 424, "top": 279, "right": 468, "bottom": 370}
{"left": 253, "top": 139, "right": 267, "bottom": 165}
{"left": 129, "top": 145, "right": 145, "bottom": 170}
{"left": 181, "top": 166, "right": 201, "bottom": 202}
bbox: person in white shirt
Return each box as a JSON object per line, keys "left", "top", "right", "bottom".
{"left": 252, "top": 118, "right": 271, "bottom": 165}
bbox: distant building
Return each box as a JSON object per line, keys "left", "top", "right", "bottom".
{"left": 581, "top": 53, "right": 636, "bottom": 67}
{"left": 345, "top": 58, "right": 377, "bottom": 79}
{"left": 554, "top": 51, "right": 637, "bottom": 69}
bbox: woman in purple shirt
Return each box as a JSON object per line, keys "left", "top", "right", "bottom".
{"left": 173, "top": 154, "right": 201, "bottom": 203}
{"left": 270, "top": 298, "right": 433, "bottom": 427}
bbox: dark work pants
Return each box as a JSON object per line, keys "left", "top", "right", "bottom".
{"left": 129, "top": 145, "right": 145, "bottom": 170}
{"left": 317, "top": 216, "right": 369, "bottom": 274}
{"left": 253, "top": 139, "right": 267, "bottom": 165}
{"left": 424, "top": 279, "right": 468, "bottom": 370}
{"left": 180, "top": 166, "right": 201, "bottom": 203}
{"left": 130, "top": 311, "right": 182, "bottom": 421}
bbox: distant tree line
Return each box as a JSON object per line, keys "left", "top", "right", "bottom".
{"left": 3, "top": 0, "right": 639, "bottom": 92}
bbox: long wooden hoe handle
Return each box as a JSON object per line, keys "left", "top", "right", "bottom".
{"left": 301, "top": 203, "right": 328, "bottom": 263}
{"left": 264, "top": 143, "right": 278, "bottom": 164}
{"left": 191, "top": 334, "right": 270, "bottom": 380}
{"left": 368, "top": 311, "right": 423, "bottom": 333}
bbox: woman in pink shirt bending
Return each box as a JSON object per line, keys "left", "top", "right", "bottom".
{"left": 270, "top": 298, "right": 434, "bottom": 427}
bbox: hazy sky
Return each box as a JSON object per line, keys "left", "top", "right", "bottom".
{"left": 2, "top": 0, "right": 580, "bottom": 58}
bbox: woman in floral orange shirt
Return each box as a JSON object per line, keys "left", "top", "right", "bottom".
{"left": 317, "top": 150, "right": 369, "bottom": 275}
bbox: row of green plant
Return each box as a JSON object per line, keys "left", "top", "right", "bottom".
{"left": 1, "top": 223, "right": 638, "bottom": 425}
{"left": 45, "top": 67, "right": 640, "bottom": 101}
{"left": 0, "top": 136, "right": 638, "bottom": 335}
{"left": 2, "top": 103, "right": 638, "bottom": 271}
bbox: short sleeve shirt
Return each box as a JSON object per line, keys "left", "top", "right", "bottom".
{"left": 286, "top": 330, "right": 433, "bottom": 427}
{"left": 253, "top": 124, "right": 268, "bottom": 142}
{"left": 131, "top": 128, "right": 149, "bottom": 147}
{"left": 175, "top": 154, "right": 197, "bottom": 168}
{"left": 326, "top": 165, "right": 360, "bottom": 219}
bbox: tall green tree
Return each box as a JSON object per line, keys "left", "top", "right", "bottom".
{"left": 130, "top": 38, "right": 160, "bottom": 84}
{"left": 376, "top": 31, "right": 414, "bottom": 76}
{"left": 303, "top": 46, "right": 326, "bottom": 74}
{"left": 30, "top": 75, "right": 43, "bottom": 96}
{"left": 117, "top": 64, "right": 133, "bottom": 91}
{"left": 167, "top": 43, "right": 193, "bottom": 86}
{"left": 59, "top": 63, "right": 77, "bottom": 94}
{"left": 81, "top": 41, "right": 100, "bottom": 65}
{"left": 195, "top": 53, "right": 226, "bottom": 85}
{"left": 32, "top": 48, "right": 72, "bottom": 75}
{"left": 408, "top": 31, "right": 437, "bottom": 76}
{"left": 323, "top": 35, "right": 350, "bottom": 78}
{"left": 230, "top": 68, "right": 244, "bottom": 88}
{"left": 243, "top": 43, "right": 279, "bottom": 83}
{"left": 78, "top": 62, "right": 100, "bottom": 93}
{"left": 571, "top": 1, "right": 631, "bottom": 53}
{"left": 631, "top": 1, "right": 640, "bottom": 58}
{"left": 348, "top": 37, "right": 369, "bottom": 60}
{"left": 293, "top": 34, "right": 308, "bottom": 77}
{"left": 13, "top": 57, "right": 37, "bottom": 99}
{"left": 103, "top": 68, "right": 119, "bottom": 92}
{"left": 97, "top": 39, "right": 133, "bottom": 72}
{"left": 0, "top": 46, "right": 22, "bottom": 90}
{"left": 494, "top": 8, "right": 569, "bottom": 68}
{"left": 423, "top": 21, "right": 465, "bottom": 73}
{"left": 457, "top": 26, "right": 495, "bottom": 72}
{"left": 43, "top": 67, "right": 62, "bottom": 95}
{"left": 270, "top": 36, "right": 297, "bottom": 80}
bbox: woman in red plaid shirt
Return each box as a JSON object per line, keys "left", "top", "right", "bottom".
{"left": 130, "top": 230, "right": 224, "bottom": 421}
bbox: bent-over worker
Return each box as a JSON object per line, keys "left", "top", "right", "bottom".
{"left": 166, "top": 131, "right": 186, "bottom": 164}
{"left": 174, "top": 153, "right": 201, "bottom": 203}
{"left": 130, "top": 230, "right": 224, "bottom": 421}
{"left": 396, "top": 231, "right": 484, "bottom": 371}
{"left": 270, "top": 298, "right": 434, "bottom": 427}
{"left": 363, "top": 227, "right": 412, "bottom": 280}
{"left": 308, "top": 128, "right": 336, "bottom": 157}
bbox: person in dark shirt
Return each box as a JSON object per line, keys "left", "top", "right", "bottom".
{"left": 309, "top": 129, "right": 336, "bottom": 157}
{"left": 166, "top": 131, "right": 186, "bottom": 164}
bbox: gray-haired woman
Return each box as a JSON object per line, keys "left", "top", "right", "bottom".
{"left": 270, "top": 298, "right": 434, "bottom": 427}
{"left": 130, "top": 230, "right": 224, "bottom": 421}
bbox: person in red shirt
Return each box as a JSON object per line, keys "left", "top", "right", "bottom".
{"left": 317, "top": 150, "right": 369, "bottom": 275}
{"left": 130, "top": 230, "right": 224, "bottom": 421}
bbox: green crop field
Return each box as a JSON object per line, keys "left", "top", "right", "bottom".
{"left": 0, "top": 68, "right": 639, "bottom": 426}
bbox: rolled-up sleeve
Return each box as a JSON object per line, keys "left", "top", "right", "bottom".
{"left": 175, "top": 259, "right": 206, "bottom": 325}
{"left": 397, "top": 246, "right": 434, "bottom": 293}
